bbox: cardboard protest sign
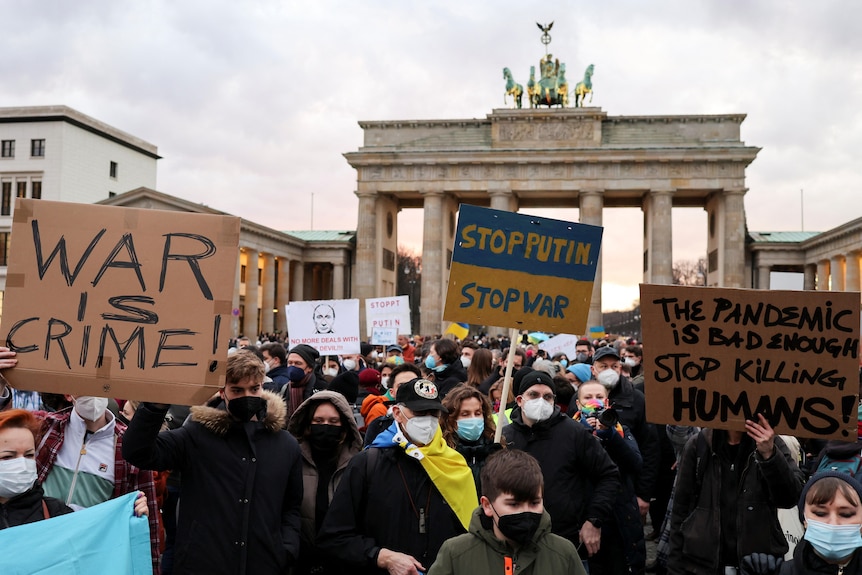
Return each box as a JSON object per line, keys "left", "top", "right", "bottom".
{"left": 287, "top": 299, "right": 361, "bottom": 355}
{"left": 640, "top": 284, "right": 860, "bottom": 440}
{"left": 365, "top": 296, "right": 411, "bottom": 343}
{"left": 539, "top": 333, "right": 581, "bottom": 359}
{"left": 0, "top": 198, "right": 240, "bottom": 405}
{"left": 443, "top": 205, "right": 602, "bottom": 333}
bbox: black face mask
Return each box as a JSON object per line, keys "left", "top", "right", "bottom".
{"left": 309, "top": 424, "right": 343, "bottom": 451}
{"left": 227, "top": 396, "right": 265, "bottom": 422}
{"left": 494, "top": 508, "right": 543, "bottom": 546}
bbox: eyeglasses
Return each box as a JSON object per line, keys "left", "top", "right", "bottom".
{"left": 524, "top": 391, "right": 556, "bottom": 402}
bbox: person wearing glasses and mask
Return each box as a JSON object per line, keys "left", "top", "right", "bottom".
{"left": 318, "top": 377, "right": 477, "bottom": 575}
{"left": 502, "top": 370, "right": 620, "bottom": 567}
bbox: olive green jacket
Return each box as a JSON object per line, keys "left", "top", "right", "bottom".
{"left": 428, "top": 507, "right": 586, "bottom": 575}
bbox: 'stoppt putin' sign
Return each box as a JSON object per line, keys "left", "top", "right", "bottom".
{"left": 0, "top": 199, "right": 241, "bottom": 405}
{"left": 640, "top": 284, "right": 861, "bottom": 440}
{"left": 443, "top": 205, "right": 602, "bottom": 333}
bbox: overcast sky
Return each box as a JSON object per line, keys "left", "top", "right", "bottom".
{"left": 2, "top": 0, "right": 859, "bottom": 311}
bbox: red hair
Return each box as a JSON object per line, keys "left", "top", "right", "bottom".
{"left": 0, "top": 409, "right": 42, "bottom": 441}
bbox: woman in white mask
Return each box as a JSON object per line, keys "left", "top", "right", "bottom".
{"left": 0, "top": 409, "right": 148, "bottom": 529}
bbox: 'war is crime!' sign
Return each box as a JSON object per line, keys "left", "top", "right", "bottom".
{"left": 0, "top": 198, "right": 241, "bottom": 405}
{"left": 444, "top": 205, "right": 602, "bottom": 333}
{"left": 640, "top": 284, "right": 861, "bottom": 440}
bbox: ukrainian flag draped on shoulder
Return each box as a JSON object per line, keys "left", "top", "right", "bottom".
{"left": 0, "top": 491, "right": 151, "bottom": 574}
{"left": 370, "top": 421, "right": 477, "bottom": 530}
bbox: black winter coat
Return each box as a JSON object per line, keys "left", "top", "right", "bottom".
{"left": 779, "top": 539, "right": 862, "bottom": 575}
{"left": 608, "top": 375, "right": 659, "bottom": 502}
{"left": 668, "top": 429, "right": 804, "bottom": 575}
{"left": 264, "top": 364, "right": 291, "bottom": 393}
{"left": 0, "top": 484, "right": 71, "bottom": 529}
{"left": 122, "top": 391, "right": 303, "bottom": 575}
{"left": 316, "top": 445, "right": 467, "bottom": 574}
{"left": 434, "top": 360, "right": 468, "bottom": 398}
{"left": 502, "top": 407, "right": 621, "bottom": 546}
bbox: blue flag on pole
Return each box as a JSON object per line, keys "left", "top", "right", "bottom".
{"left": 0, "top": 491, "right": 151, "bottom": 574}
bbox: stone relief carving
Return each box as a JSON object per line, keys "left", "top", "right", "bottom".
{"left": 498, "top": 120, "right": 595, "bottom": 142}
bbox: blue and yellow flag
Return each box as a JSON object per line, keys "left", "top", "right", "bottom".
{"left": 0, "top": 491, "right": 151, "bottom": 574}
{"left": 444, "top": 322, "right": 470, "bottom": 340}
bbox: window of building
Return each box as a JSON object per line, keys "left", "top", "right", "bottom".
{"left": 0, "top": 232, "right": 9, "bottom": 266}
{"left": 30, "top": 139, "right": 45, "bottom": 157}
{"left": 110, "top": 161, "right": 118, "bottom": 179}
{"left": 16, "top": 181, "right": 26, "bottom": 198}
{"left": 240, "top": 264, "right": 247, "bottom": 283}
{"left": 1, "top": 140, "right": 13, "bottom": 158}
{"left": 1, "top": 182, "right": 11, "bottom": 215}
{"left": 31, "top": 181, "right": 42, "bottom": 200}
{"left": 108, "top": 191, "right": 116, "bottom": 198}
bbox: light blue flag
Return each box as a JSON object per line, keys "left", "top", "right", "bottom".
{"left": 0, "top": 491, "right": 151, "bottom": 574}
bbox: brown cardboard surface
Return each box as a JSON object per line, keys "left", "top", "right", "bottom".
{"left": 640, "top": 284, "right": 861, "bottom": 440}
{"left": 0, "top": 198, "right": 240, "bottom": 405}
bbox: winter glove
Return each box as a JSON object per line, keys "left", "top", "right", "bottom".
{"left": 740, "top": 553, "right": 783, "bottom": 575}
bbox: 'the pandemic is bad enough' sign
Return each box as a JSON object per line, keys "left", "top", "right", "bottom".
{"left": 443, "top": 205, "right": 602, "bottom": 333}
{"left": 640, "top": 284, "right": 861, "bottom": 440}
{"left": 0, "top": 199, "right": 241, "bottom": 405}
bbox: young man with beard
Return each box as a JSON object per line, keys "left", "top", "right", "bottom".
{"left": 122, "top": 350, "right": 303, "bottom": 575}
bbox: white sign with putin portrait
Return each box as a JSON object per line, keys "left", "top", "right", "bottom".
{"left": 365, "top": 295, "right": 411, "bottom": 344}
{"left": 286, "top": 299, "right": 361, "bottom": 355}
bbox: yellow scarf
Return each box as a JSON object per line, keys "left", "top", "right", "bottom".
{"left": 395, "top": 426, "right": 477, "bottom": 531}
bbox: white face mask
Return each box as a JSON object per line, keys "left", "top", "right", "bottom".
{"left": 75, "top": 396, "right": 109, "bottom": 422}
{"left": 342, "top": 359, "right": 357, "bottom": 372}
{"left": 460, "top": 355, "right": 472, "bottom": 369}
{"left": 0, "top": 457, "right": 37, "bottom": 499}
{"left": 380, "top": 376, "right": 390, "bottom": 389}
{"left": 624, "top": 357, "right": 637, "bottom": 368}
{"left": 323, "top": 368, "right": 339, "bottom": 378}
{"left": 263, "top": 360, "right": 273, "bottom": 374}
{"left": 522, "top": 397, "right": 554, "bottom": 423}
{"left": 403, "top": 414, "right": 439, "bottom": 446}
{"left": 597, "top": 368, "right": 620, "bottom": 389}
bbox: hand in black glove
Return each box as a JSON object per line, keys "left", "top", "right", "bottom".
{"left": 740, "top": 553, "right": 784, "bottom": 575}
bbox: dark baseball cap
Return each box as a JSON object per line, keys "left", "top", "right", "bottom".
{"left": 394, "top": 377, "right": 448, "bottom": 414}
{"left": 593, "top": 346, "right": 620, "bottom": 363}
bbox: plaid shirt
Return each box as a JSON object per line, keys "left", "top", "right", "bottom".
{"left": 35, "top": 409, "right": 161, "bottom": 572}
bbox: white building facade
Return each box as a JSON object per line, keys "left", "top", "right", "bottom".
{"left": 0, "top": 105, "right": 160, "bottom": 306}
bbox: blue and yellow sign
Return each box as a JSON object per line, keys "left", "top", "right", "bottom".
{"left": 443, "top": 205, "right": 603, "bottom": 333}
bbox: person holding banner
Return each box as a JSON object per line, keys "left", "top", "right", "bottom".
{"left": 0, "top": 408, "right": 150, "bottom": 529}
{"left": 122, "top": 351, "right": 303, "bottom": 575}
{"left": 667, "top": 416, "right": 804, "bottom": 575}
{"left": 502, "top": 370, "right": 620, "bottom": 563}
{"left": 317, "top": 377, "right": 476, "bottom": 575}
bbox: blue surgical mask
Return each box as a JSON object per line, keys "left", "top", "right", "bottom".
{"left": 424, "top": 355, "right": 447, "bottom": 373}
{"left": 559, "top": 359, "right": 568, "bottom": 368}
{"left": 287, "top": 366, "right": 306, "bottom": 383}
{"left": 456, "top": 417, "right": 484, "bottom": 442}
{"left": 804, "top": 518, "right": 862, "bottom": 561}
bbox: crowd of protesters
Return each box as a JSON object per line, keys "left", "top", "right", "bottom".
{"left": 1, "top": 327, "right": 861, "bottom": 575}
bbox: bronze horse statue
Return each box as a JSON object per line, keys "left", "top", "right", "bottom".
{"left": 503, "top": 67, "right": 524, "bottom": 109}
{"left": 574, "top": 64, "right": 594, "bottom": 107}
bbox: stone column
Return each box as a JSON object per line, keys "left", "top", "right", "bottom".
{"left": 831, "top": 255, "right": 846, "bottom": 291}
{"left": 722, "top": 189, "right": 747, "bottom": 287}
{"left": 292, "top": 261, "right": 304, "bottom": 301}
{"left": 276, "top": 257, "right": 290, "bottom": 332}
{"left": 260, "top": 253, "right": 275, "bottom": 333}
{"left": 232, "top": 248, "right": 242, "bottom": 337}
{"left": 420, "top": 191, "right": 444, "bottom": 335}
{"left": 644, "top": 189, "right": 674, "bottom": 284}
{"left": 243, "top": 250, "right": 259, "bottom": 338}
{"left": 579, "top": 191, "right": 603, "bottom": 330}
{"left": 845, "top": 251, "right": 861, "bottom": 293}
{"left": 816, "top": 260, "right": 830, "bottom": 290}
{"left": 757, "top": 264, "right": 771, "bottom": 290}
{"left": 354, "top": 190, "right": 378, "bottom": 300}
{"left": 803, "top": 263, "right": 817, "bottom": 291}
{"left": 333, "top": 263, "right": 345, "bottom": 299}
{"left": 488, "top": 188, "right": 514, "bottom": 212}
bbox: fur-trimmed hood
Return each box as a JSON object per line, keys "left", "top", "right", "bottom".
{"left": 287, "top": 390, "right": 363, "bottom": 451}
{"left": 189, "top": 390, "right": 287, "bottom": 436}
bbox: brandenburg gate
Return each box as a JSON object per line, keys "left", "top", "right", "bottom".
{"left": 346, "top": 107, "right": 760, "bottom": 334}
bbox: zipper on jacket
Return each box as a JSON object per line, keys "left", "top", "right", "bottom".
{"left": 66, "top": 436, "right": 89, "bottom": 505}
